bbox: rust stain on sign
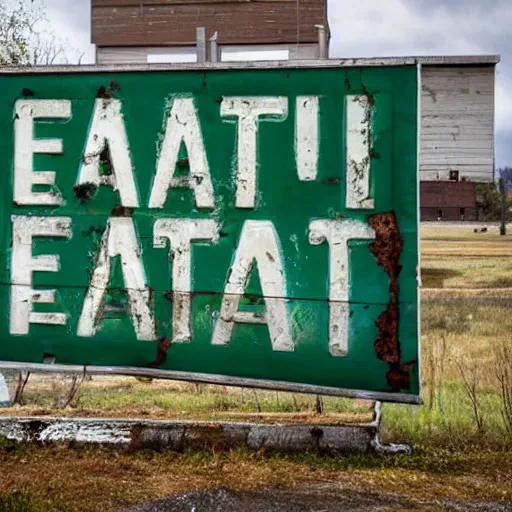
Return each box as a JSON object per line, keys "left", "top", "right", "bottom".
{"left": 97, "top": 80, "right": 121, "bottom": 99}
{"left": 73, "top": 182, "right": 97, "bottom": 203}
{"left": 149, "top": 337, "right": 171, "bottom": 368}
{"left": 367, "top": 211, "right": 410, "bottom": 392}
{"left": 111, "top": 205, "right": 134, "bottom": 217}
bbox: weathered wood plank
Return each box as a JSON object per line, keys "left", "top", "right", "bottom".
{"left": 420, "top": 66, "right": 495, "bottom": 182}
{"left": 92, "top": 2, "right": 327, "bottom": 46}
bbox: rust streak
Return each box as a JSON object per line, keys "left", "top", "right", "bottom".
{"left": 73, "top": 182, "right": 97, "bottom": 203}
{"left": 111, "top": 205, "right": 133, "bottom": 217}
{"left": 177, "top": 157, "right": 189, "bottom": 170}
{"left": 322, "top": 177, "right": 340, "bottom": 185}
{"left": 149, "top": 337, "right": 171, "bottom": 368}
{"left": 367, "top": 211, "right": 410, "bottom": 392}
{"left": 97, "top": 81, "right": 121, "bottom": 100}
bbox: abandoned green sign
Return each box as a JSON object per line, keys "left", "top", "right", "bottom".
{"left": 0, "top": 63, "right": 419, "bottom": 403}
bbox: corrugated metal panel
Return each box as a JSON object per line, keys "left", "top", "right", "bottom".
{"left": 420, "top": 66, "right": 495, "bottom": 182}
{"left": 420, "top": 181, "right": 477, "bottom": 208}
{"left": 91, "top": 1, "right": 327, "bottom": 47}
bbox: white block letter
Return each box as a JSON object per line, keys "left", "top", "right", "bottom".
{"left": 296, "top": 96, "right": 319, "bottom": 181}
{"left": 221, "top": 97, "right": 288, "bottom": 208}
{"left": 154, "top": 219, "right": 219, "bottom": 342}
{"left": 309, "top": 219, "right": 375, "bottom": 356}
{"left": 346, "top": 95, "right": 373, "bottom": 209}
{"left": 78, "top": 99, "right": 139, "bottom": 207}
{"left": 212, "top": 220, "right": 293, "bottom": 352}
{"left": 77, "top": 217, "right": 155, "bottom": 340}
{"left": 149, "top": 97, "right": 214, "bottom": 209}
{"left": 10, "top": 216, "right": 72, "bottom": 335}
{"left": 14, "top": 100, "right": 71, "bottom": 206}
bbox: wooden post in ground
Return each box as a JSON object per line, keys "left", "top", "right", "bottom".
{"left": 499, "top": 177, "right": 507, "bottom": 236}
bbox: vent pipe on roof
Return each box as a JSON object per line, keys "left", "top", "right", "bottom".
{"left": 209, "top": 32, "right": 220, "bottom": 63}
{"left": 316, "top": 25, "right": 328, "bottom": 59}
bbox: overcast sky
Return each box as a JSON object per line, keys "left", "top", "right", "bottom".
{"left": 43, "top": 0, "right": 511, "bottom": 168}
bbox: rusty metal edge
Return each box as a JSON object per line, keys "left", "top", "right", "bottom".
{"left": 0, "top": 361, "right": 420, "bottom": 404}
{"left": 416, "top": 63, "right": 423, "bottom": 395}
{"left": 0, "top": 55, "right": 500, "bottom": 75}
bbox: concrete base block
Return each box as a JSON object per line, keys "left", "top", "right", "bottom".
{"left": 0, "top": 374, "right": 10, "bottom": 408}
{"left": 0, "top": 416, "right": 379, "bottom": 454}
{"left": 248, "top": 424, "right": 375, "bottom": 453}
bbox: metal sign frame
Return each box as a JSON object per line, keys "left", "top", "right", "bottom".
{"left": 0, "top": 60, "right": 421, "bottom": 404}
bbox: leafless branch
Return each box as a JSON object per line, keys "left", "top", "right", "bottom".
{"left": 494, "top": 340, "right": 512, "bottom": 435}
{"left": 13, "top": 371, "right": 30, "bottom": 405}
{"left": 454, "top": 356, "right": 484, "bottom": 434}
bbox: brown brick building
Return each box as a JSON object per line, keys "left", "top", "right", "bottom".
{"left": 92, "top": 0, "right": 329, "bottom": 63}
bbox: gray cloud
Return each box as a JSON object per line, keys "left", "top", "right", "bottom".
{"left": 44, "top": 0, "right": 94, "bottom": 63}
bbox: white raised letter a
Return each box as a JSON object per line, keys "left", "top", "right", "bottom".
{"left": 149, "top": 97, "right": 214, "bottom": 209}
{"left": 212, "top": 220, "right": 293, "bottom": 352}
{"left": 77, "top": 217, "right": 155, "bottom": 340}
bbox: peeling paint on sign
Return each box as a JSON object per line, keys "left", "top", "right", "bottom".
{"left": 0, "top": 65, "right": 419, "bottom": 403}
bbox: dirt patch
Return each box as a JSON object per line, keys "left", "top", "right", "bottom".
{"left": 421, "top": 268, "right": 463, "bottom": 288}
{"left": 0, "top": 446, "right": 510, "bottom": 512}
{"left": 122, "top": 485, "right": 509, "bottom": 512}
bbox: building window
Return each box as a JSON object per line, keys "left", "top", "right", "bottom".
{"left": 460, "top": 208, "right": 465, "bottom": 221}
{"left": 449, "top": 170, "right": 459, "bottom": 181}
{"left": 437, "top": 208, "right": 443, "bottom": 221}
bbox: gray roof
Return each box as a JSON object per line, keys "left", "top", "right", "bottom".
{"left": 0, "top": 55, "right": 500, "bottom": 74}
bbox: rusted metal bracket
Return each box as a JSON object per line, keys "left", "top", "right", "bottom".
{"left": 370, "top": 401, "right": 413, "bottom": 454}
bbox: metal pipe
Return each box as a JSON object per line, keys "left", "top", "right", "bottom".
{"left": 500, "top": 177, "right": 507, "bottom": 236}
{"left": 209, "top": 31, "right": 220, "bottom": 63}
{"left": 0, "top": 361, "right": 421, "bottom": 404}
{"left": 196, "top": 27, "right": 207, "bottom": 63}
{"left": 315, "top": 24, "right": 328, "bottom": 59}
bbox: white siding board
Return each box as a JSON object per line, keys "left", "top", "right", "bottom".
{"left": 420, "top": 66, "right": 495, "bottom": 182}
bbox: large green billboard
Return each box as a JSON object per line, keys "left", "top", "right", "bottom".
{"left": 0, "top": 63, "right": 419, "bottom": 403}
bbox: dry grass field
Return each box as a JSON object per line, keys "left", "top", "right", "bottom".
{"left": 1, "top": 223, "right": 511, "bottom": 511}
{"left": 384, "top": 224, "right": 512, "bottom": 448}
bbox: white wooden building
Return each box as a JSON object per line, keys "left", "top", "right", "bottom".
{"left": 419, "top": 55, "right": 498, "bottom": 183}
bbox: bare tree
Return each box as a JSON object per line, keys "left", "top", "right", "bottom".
{"left": 12, "top": 371, "right": 30, "bottom": 405}
{"left": 0, "top": 0, "right": 79, "bottom": 66}
{"left": 494, "top": 340, "right": 512, "bottom": 435}
{"left": 454, "top": 355, "right": 485, "bottom": 434}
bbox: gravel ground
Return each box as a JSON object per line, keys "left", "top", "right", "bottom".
{"left": 122, "top": 485, "right": 511, "bottom": 512}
